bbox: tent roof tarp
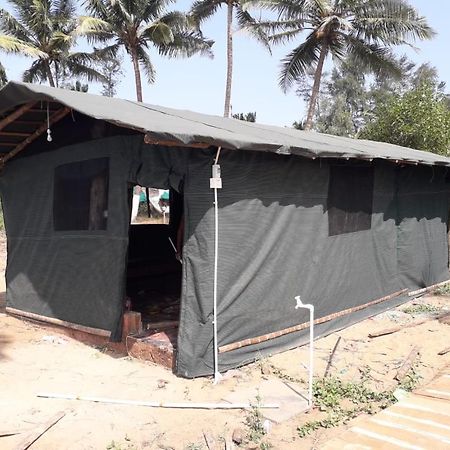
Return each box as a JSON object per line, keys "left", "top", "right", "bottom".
{"left": 1, "top": 81, "right": 450, "bottom": 167}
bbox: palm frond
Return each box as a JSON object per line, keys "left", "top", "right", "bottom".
{"left": 141, "top": 21, "right": 174, "bottom": 46}
{"left": 22, "top": 58, "right": 49, "bottom": 83}
{"left": 157, "top": 30, "right": 214, "bottom": 59}
{"left": 279, "top": 31, "right": 321, "bottom": 92}
{"left": 77, "top": 16, "right": 113, "bottom": 38}
{"left": 235, "top": 7, "right": 271, "bottom": 53}
{"left": 345, "top": 34, "right": 402, "bottom": 79}
{"left": 64, "top": 54, "right": 107, "bottom": 82}
{"left": 269, "top": 28, "right": 304, "bottom": 45}
{"left": 136, "top": 45, "right": 156, "bottom": 83}
{"left": 0, "top": 8, "right": 31, "bottom": 42}
{"left": 190, "top": 0, "right": 222, "bottom": 25}
{"left": 352, "top": 0, "right": 435, "bottom": 45}
{"left": 0, "top": 34, "right": 46, "bottom": 57}
{"left": 83, "top": 0, "right": 110, "bottom": 22}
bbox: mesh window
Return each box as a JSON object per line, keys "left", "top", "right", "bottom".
{"left": 54, "top": 158, "right": 109, "bottom": 231}
{"left": 328, "top": 165, "right": 374, "bottom": 236}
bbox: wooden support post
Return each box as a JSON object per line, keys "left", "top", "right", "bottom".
{"left": 1, "top": 107, "right": 71, "bottom": 165}
{"left": 122, "top": 311, "right": 142, "bottom": 339}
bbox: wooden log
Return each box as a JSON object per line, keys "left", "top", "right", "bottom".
{"left": 368, "top": 327, "right": 401, "bottom": 338}
{"left": 14, "top": 411, "right": 65, "bottom": 450}
{"left": 6, "top": 307, "right": 111, "bottom": 337}
{"left": 394, "top": 346, "right": 420, "bottom": 382}
{"left": 37, "top": 393, "right": 279, "bottom": 409}
{"left": 0, "top": 102, "right": 36, "bottom": 132}
{"left": 438, "top": 346, "right": 450, "bottom": 356}
{"left": 2, "top": 107, "right": 70, "bottom": 164}
{"left": 219, "top": 289, "right": 408, "bottom": 354}
{"left": 408, "top": 279, "right": 450, "bottom": 297}
{"left": 122, "top": 311, "right": 142, "bottom": 339}
{"left": 323, "top": 336, "right": 342, "bottom": 377}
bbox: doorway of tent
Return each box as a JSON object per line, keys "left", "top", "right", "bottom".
{"left": 126, "top": 185, "right": 184, "bottom": 331}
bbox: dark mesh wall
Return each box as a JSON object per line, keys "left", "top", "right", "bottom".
{"left": 0, "top": 136, "right": 142, "bottom": 333}
{"left": 1, "top": 134, "right": 448, "bottom": 378}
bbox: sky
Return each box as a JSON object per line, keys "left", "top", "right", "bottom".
{"left": 0, "top": 0, "right": 449, "bottom": 127}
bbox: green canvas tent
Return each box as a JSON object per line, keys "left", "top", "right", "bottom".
{"left": 0, "top": 81, "right": 449, "bottom": 377}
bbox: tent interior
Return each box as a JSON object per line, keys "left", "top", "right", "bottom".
{"left": 126, "top": 187, "right": 183, "bottom": 332}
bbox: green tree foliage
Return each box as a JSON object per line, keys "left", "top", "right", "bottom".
{"left": 360, "top": 83, "right": 450, "bottom": 155}
{"left": 0, "top": 0, "right": 105, "bottom": 87}
{"left": 99, "top": 55, "right": 123, "bottom": 97}
{"left": 191, "top": 0, "right": 270, "bottom": 117}
{"left": 232, "top": 111, "right": 256, "bottom": 122}
{"left": 80, "top": 0, "right": 214, "bottom": 102}
{"left": 250, "top": 0, "right": 434, "bottom": 130}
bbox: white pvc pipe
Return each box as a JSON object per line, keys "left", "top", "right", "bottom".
{"left": 294, "top": 296, "right": 314, "bottom": 408}
{"left": 37, "top": 393, "right": 279, "bottom": 409}
{"left": 212, "top": 147, "right": 222, "bottom": 384}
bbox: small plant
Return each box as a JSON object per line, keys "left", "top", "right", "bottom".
{"left": 297, "top": 375, "right": 399, "bottom": 438}
{"left": 184, "top": 443, "right": 204, "bottom": 450}
{"left": 398, "top": 364, "right": 422, "bottom": 392}
{"left": 402, "top": 303, "right": 440, "bottom": 314}
{"left": 435, "top": 284, "right": 450, "bottom": 296}
{"left": 269, "top": 364, "right": 304, "bottom": 384}
{"left": 245, "top": 393, "right": 267, "bottom": 443}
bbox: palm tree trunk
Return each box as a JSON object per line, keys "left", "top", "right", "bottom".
{"left": 304, "top": 45, "right": 328, "bottom": 131}
{"left": 223, "top": 0, "right": 233, "bottom": 118}
{"left": 44, "top": 60, "right": 55, "bottom": 88}
{"left": 130, "top": 47, "right": 143, "bottom": 102}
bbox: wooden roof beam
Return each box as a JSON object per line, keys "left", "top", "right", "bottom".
{"left": 144, "top": 133, "right": 210, "bottom": 149}
{"left": 0, "top": 102, "right": 36, "bottom": 132}
{"left": 1, "top": 107, "right": 71, "bottom": 165}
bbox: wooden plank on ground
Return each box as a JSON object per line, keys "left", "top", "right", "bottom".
{"left": 14, "top": 411, "right": 65, "bottom": 450}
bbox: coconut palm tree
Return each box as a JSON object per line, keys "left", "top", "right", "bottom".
{"left": 80, "top": 0, "right": 214, "bottom": 103}
{"left": 249, "top": 0, "right": 434, "bottom": 130}
{"left": 0, "top": 0, "right": 105, "bottom": 87}
{"left": 190, "top": 0, "right": 270, "bottom": 117}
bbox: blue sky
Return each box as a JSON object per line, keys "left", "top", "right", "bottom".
{"left": 0, "top": 0, "right": 449, "bottom": 126}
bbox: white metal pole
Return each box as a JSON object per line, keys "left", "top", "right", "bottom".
{"left": 211, "top": 148, "right": 222, "bottom": 384}
{"left": 212, "top": 184, "right": 220, "bottom": 383}
{"left": 294, "top": 296, "right": 314, "bottom": 408}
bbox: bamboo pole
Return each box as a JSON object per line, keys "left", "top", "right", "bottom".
{"left": 408, "top": 279, "right": 450, "bottom": 297}
{"left": 219, "top": 289, "right": 408, "bottom": 354}
{"left": 36, "top": 393, "right": 279, "bottom": 409}
{"left": 6, "top": 307, "right": 111, "bottom": 337}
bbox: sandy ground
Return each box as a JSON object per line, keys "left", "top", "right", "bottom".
{"left": 0, "top": 233, "right": 449, "bottom": 449}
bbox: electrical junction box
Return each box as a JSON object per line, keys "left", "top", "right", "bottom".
{"left": 210, "top": 164, "right": 222, "bottom": 188}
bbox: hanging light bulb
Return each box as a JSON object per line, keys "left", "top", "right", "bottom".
{"left": 47, "top": 102, "right": 52, "bottom": 142}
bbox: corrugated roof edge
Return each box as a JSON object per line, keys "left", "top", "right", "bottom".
{"left": 1, "top": 81, "right": 450, "bottom": 167}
